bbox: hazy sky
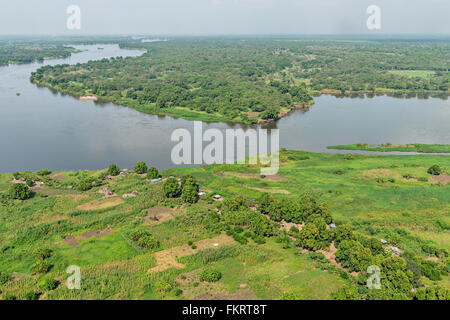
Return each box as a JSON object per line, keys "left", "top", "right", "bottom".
{"left": 0, "top": 0, "right": 449, "bottom": 35}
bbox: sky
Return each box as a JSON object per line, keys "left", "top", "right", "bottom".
{"left": 0, "top": 0, "right": 449, "bottom": 35}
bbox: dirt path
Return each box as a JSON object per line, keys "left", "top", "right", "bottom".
{"left": 77, "top": 196, "right": 124, "bottom": 210}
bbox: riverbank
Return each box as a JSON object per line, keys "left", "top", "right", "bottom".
{"left": 328, "top": 143, "right": 450, "bottom": 154}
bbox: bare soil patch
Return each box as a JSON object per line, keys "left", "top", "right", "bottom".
{"left": 77, "top": 196, "right": 124, "bottom": 211}
{"left": 148, "top": 234, "right": 234, "bottom": 273}
{"left": 64, "top": 236, "right": 79, "bottom": 247}
{"left": 144, "top": 207, "right": 173, "bottom": 225}
{"left": 429, "top": 174, "right": 450, "bottom": 186}
{"left": 81, "top": 227, "right": 112, "bottom": 240}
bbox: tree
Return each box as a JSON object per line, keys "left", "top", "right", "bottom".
{"left": 8, "top": 183, "right": 30, "bottom": 200}
{"left": 257, "top": 193, "right": 274, "bottom": 214}
{"left": 77, "top": 178, "right": 92, "bottom": 191}
{"left": 223, "top": 195, "right": 248, "bottom": 211}
{"left": 134, "top": 161, "right": 148, "bottom": 174}
{"left": 107, "top": 164, "right": 120, "bottom": 176}
{"left": 296, "top": 216, "right": 331, "bottom": 251}
{"left": 162, "top": 177, "right": 181, "bottom": 198}
{"left": 147, "top": 167, "right": 160, "bottom": 179}
{"left": 181, "top": 183, "right": 198, "bottom": 204}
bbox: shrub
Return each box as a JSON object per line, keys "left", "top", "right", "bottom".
{"left": 3, "top": 293, "right": 17, "bottom": 300}
{"left": 134, "top": 161, "right": 148, "bottom": 174}
{"left": 427, "top": 165, "right": 442, "bottom": 175}
{"left": 162, "top": 178, "right": 181, "bottom": 198}
{"left": 173, "top": 288, "right": 183, "bottom": 296}
{"left": 107, "top": 164, "right": 120, "bottom": 176}
{"left": 223, "top": 195, "right": 248, "bottom": 211}
{"left": 32, "top": 260, "right": 51, "bottom": 274}
{"left": 129, "top": 229, "right": 160, "bottom": 250}
{"left": 147, "top": 167, "right": 160, "bottom": 179}
{"left": 279, "top": 291, "right": 300, "bottom": 300}
{"left": 33, "top": 247, "right": 52, "bottom": 260}
{"left": 257, "top": 193, "right": 274, "bottom": 214}
{"left": 0, "top": 272, "right": 10, "bottom": 285}
{"left": 181, "top": 183, "right": 198, "bottom": 204}
{"left": 23, "top": 291, "right": 39, "bottom": 300}
{"left": 199, "top": 268, "right": 222, "bottom": 282}
{"left": 77, "top": 178, "right": 93, "bottom": 191}
{"left": 26, "top": 179, "right": 34, "bottom": 187}
{"left": 38, "top": 277, "right": 58, "bottom": 291}
{"left": 36, "top": 169, "right": 52, "bottom": 176}
{"left": 8, "top": 183, "right": 30, "bottom": 200}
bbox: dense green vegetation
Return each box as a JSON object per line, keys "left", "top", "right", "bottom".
{"left": 328, "top": 143, "right": 450, "bottom": 154}
{"left": 0, "top": 40, "right": 77, "bottom": 66}
{"left": 29, "top": 38, "right": 449, "bottom": 124}
{"left": 0, "top": 150, "right": 448, "bottom": 300}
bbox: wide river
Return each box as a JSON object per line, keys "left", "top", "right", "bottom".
{"left": 0, "top": 44, "right": 449, "bottom": 172}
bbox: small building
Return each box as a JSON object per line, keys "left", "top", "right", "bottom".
{"left": 198, "top": 191, "right": 206, "bottom": 196}
{"left": 380, "top": 239, "right": 388, "bottom": 245}
{"left": 329, "top": 224, "right": 337, "bottom": 229}
{"left": 212, "top": 194, "right": 223, "bottom": 201}
{"left": 150, "top": 178, "right": 162, "bottom": 184}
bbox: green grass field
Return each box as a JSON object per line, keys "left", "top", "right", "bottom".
{"left": 0, "top": 150, "right": 448, "bottom": 300}
{"left": 328, "top": 143, "right": 450, "bottom": 153}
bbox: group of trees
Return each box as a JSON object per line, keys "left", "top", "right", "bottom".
{"left": 0, "top": 41, "right": 75, "bottom": 66}
{"left": 162, "top": 175, "right": 199, "bottom": 204}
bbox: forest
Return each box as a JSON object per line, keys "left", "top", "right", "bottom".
{"left": 29, "top": 38, "right": 449, "bottom": 124}
{"left": 0, "top": 40, "right": 76, "bottom": 66}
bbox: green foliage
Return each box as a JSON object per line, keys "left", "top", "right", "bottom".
{"left": 147, "top": 167, "right": 160, "bottom": 179}
{"left": 8, "top": 183, "right": 30, "bottom": 200}
{"left": 162, "top": 177, "right": 181, "bottom": 198}
{"left": 33, "top": 247, "right": 52, "bottom": 260}
{"left": 36, "top": 169, "right": 52, "bottom": 176}
{"left": 0, "top": 272, "right": 10, "bottom": 285}
{"left": 38, "top": 277, "right": 58, "bottom": 291}
{"left": 223, "top": 195, "right": 248, "bottom": 212}
{"left": 134, "top": 161, "right": 148, "bottom": 174}
{"left": 335, "top": 240, "right": 373, "bottom": 272}
{"left": 199, "top": 268, "right": 222, "bottom": 282}
{"left": 32, "top": 259, "right": 51, "bottom": 274}
{"left": 427, "top": 165, "right": 443, "bottom": 175}
{"left": 77, "top": 178, "right": 93, "bottom": 191}
{"left": 415, "top": 286, "right": 449, "bottom": 300}
{"left": 107, "top": 164, "right": 120, "bottom": 176}
{"left": 257, "top": 193, "right": 274, "bottom": 214}
{"left": 296, "top": 215, "right": 332, "bottom": 251}
{"left": 181, "top": 183, "right": 198, "bottom": 204}
{"left": 129, "top": 229, "right": 160, "bottom": 250}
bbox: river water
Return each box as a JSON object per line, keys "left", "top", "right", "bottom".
{"left": 0, "top": 44, "right": 448, "bottom": 172}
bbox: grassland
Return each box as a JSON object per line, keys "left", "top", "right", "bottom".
{"left": 328, "top": 143, "right": 450, "bottom": 154}
{"left": 0, "top": 150, "right": 449, "bottom": 300}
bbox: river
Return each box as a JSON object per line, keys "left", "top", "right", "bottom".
{"left": 0, "top": 44, "right": 448, "bottom": 172}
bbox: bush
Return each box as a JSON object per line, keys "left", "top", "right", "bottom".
{"left": 23, "top": 291, "right": 39, "bottom": 300}
{"left": 147, "top": 167, "right": 160, "bottom": 179}
{"left": 162, "top": 178, "right": 181, "bottom": 198}
{"left": 199, "top": 268, "right": 222, "bottom": 282}
{"left": 36, "top": 169, "right": 52, "bottom": 176}
{"left": 38, "top": 277, "right": 58, "bottom": 291}
{"left": 0, "top": 272, "right": 10, "bottom": 285}
{"left": 427, "top": 165, "right": 442, "bottom": 175}
{"left": 32, "top": 260, "right": 51, "bottom": 274}
{"left": 107, "top": 164, "right": 120, "bottom": 176}
{"left": 257, "top": 193, "right": 274, "bottom": 214}
{"left": 8, "top": 183, "right": 30, "bottom": 200}
{"left": 77, "top": 178, "right": 93, "bottom": 191}
{"left": 26, "top": 179, "right": 34, "bottom": 187}
{"left": 33, "top": 247, "right": 52, "bottom": 260}
{"left": 134, "top": 161, "right": 148, "bottom": 174}
{"left": 181, "top": 183, "right": 198, "bottom": 204}
{"left": 129, "top": 229, "right": 160, "bottom": 250}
